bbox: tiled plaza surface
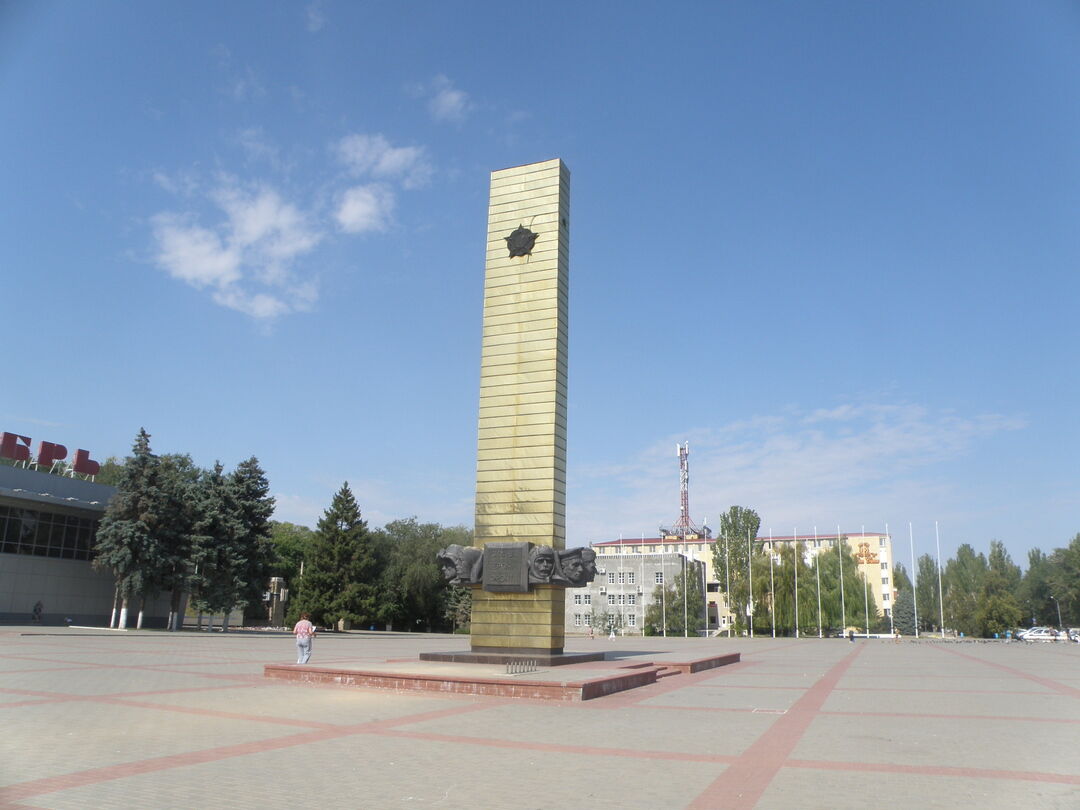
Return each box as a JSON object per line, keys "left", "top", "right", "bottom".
{"left": 1, "top": 628, "right": 1078, "bottom": 809}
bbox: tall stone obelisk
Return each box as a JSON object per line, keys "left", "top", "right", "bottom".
{"left": 471, "top": 159, "right": 570, "bottom": 655}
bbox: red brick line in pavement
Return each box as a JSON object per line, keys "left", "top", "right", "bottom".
{"left": 821, "top": 709, "right": 1080, "bottom": 725}
{"left": 0, "top": 701, "right": 496, "bottom": 803}
{"left": 686, "top": 646, "right": 862, "bottom": 810}
{"left": 785, "top": 758, "right": 1080, "bottom": 786}
{"left": 935, "top": 645, "right": 1080, "bottom": 699}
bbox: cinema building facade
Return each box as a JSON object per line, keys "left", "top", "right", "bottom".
{"left": 0, "top": 433, "right": 173, "bottom": 626}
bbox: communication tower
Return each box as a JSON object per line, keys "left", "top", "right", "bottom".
{"left": 659, "top": 441, "right": 709, "bottom": 539}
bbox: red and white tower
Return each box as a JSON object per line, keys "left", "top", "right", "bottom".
{"left": 660, "top": 441, "right": 705, "bottom": 539}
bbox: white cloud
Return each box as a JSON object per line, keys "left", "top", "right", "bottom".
{"left": 336, "top": 133, "right": 432, "bottom": 189}
{"left": 151, "top": 182, "right": 323, "bottom": 320}
{"left": 427, "top": 75, "right": 471, "bottom": 123}
{"left": 335, "top": 184, "right": 394, "bottom": 233}
{"left": 567, "top": 402, "right": 1025, "bottom": 544}
{"left": 305, "top": 2, "right": 325, "bottom": 32}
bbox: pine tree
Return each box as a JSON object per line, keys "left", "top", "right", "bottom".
{"left": 294, "top": 483, "right": 378, "bottom": 629}
{"left": 892, "top": 588, "right": 916, "bottom": 635}
{"left": 93, "top": 429, "right": 160, "bottom": 628}
{"left": 228, "top": 457, "right": 276, "bottom": 627}
{"left": 189, "top": 463, "right": 245, "bottom": 625}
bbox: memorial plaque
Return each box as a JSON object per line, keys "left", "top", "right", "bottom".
{"left": 482, "top": 542, "right": 529, "bottom": 593}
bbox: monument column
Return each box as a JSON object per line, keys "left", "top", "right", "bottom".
{"left": 472, "top": 159, "right": 570, "bottom": 654}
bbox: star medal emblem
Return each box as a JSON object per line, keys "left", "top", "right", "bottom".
{"left": 504, "top": 225, "right": 538, "bottom": 258}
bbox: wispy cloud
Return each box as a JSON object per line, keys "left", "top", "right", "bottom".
{"left": 305, "top": 2, "right": 325, "bottom": 32}
{"left": 336, "top": 133, "right": 431, "bottom": 189}
{"left": 335, "top": 184, "right": 394, "bottom": 233}
{"left": 151, "top": 180, "right": 322, "bottom": 320}
{"left": 428, "top": 75, "right": 471, "bottom": 123}
{"left": 568, "top": 402, "right": 1025, "bottom": 543}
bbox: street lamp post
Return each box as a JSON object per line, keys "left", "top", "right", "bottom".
{"left": 1050, "top": 595, "right": 1063, "bottom": 629}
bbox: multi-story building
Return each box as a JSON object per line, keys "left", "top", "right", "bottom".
{"left": 587, "top": 530, "right": 895, "bottom": 633}
{"left": 564, "top": 550, "right": 705, "bottom": 636}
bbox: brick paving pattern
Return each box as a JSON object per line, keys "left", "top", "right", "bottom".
{"left": 1, "top": 628, "right": 1077, "bottom": 809}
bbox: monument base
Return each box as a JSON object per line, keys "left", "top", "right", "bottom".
{"left": 419, "top": 650, "right": 604, "bottom": 666}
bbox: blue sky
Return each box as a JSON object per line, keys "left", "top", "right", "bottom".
{"left": 3, "top": 1, "right": 1077, "bottom": 564}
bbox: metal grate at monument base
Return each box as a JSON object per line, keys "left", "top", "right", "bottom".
{"left": 505, "top": 659, "right": 538, "bottom": 676}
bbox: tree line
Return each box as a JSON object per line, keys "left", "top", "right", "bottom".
{"left": 891, "top": 536, "right": 1080, "bottom": 637}
{"left": 93, "top": 430, "right": 470, "bottom": 633}
{"left": 709, "top": 505, "right": 1080, "bottom": 638}
{"left": 94, "top": 429, "right": 275, "bottom": 630}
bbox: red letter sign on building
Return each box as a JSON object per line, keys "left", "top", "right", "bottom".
{"left": 0, "top": 433, "right": 32, "bottom": 462}
{"left": 1, "top": 431, "right": 100, "bottom": 476}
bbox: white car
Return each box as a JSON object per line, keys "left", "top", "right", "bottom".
{"left": 1022, "top": 627, "right": 1059, "bottom": 642}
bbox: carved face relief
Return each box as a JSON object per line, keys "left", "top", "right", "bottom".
{"left": 528, "top": 546, "right": 556, "bottom": 582}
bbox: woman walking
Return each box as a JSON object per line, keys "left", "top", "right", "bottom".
{"left": 293, "top": 613, "right": 316, "bottom": 664}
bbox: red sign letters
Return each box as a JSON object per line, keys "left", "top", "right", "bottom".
{"left": 0, "top": 432, "right": 101, "bottom": 476}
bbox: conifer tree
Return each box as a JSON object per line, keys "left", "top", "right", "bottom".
{"left": 228, "top": 457, "right": 276, "bottom": 626}
{"left": 189, "top": 463, "right": 245, "bottom": 626}
{"left": 294, "top": 482, "right": 378, "bottom": 628}
{"left": 94, "top": 428, "right": 160, "bottom": 629}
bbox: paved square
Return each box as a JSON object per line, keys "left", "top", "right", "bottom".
{"left": 1, "top": 629, "right": 1077, "bottom": 809}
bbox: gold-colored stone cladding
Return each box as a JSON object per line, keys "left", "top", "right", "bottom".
{"left": 470, "top": 586, "right": 565, "bottom": 650}
{"left": 473, "top": 158, "right": 569, "bottom": 653}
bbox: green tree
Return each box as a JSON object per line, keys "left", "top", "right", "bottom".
{"left": 915, "top": 553, "right": 942, "bottom": 632}
{"left": 188, "top": 462, "right": 245, "bottom": 625}
{"left": 93, "top": 429, "right": 163, "bottom": 628}
{"left": 443, "top": 585, "right": 472, "bottom": 633}
{"left": 230, "top": 457, "right": 276, "bottom": 625}
{"left": 293, "top": 483, "right": 378, "bottom": 629}
{"left": 710, "top": 506, "right": 761, "bottom": 634}
{"left": 643, "top": 562, "right": 705, "bottom": 636}
{"left": 892, "top": 561, "right": 912, "bottom": 593}
{"left": 1018, "top": 548, "right": 1053, "bottom": 628}
{"left": 373, "top": 519, "right": 467, "bottom": 631}
{"left": 1046, "top": 533, "right": 1080, "bottom": 626}
{"left": 943, "top": 544, "right": 988, "bottom": 636}
{"left": 268, "top": 521, "right": 315, "bottom": 588}
{"left": 154, "top": 453, "right": 201, "bottom": 631}
{"left": 892, "top": 587, "right": 916, "bottom": 635}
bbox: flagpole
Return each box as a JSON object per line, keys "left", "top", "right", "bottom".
{"left": 837, "top": 524, "right": 846, "bottom": 634}
{"left": 724, "top": 531, "right": 731, "bottom": 636}
{"left": 793, "top": 527, "right": 799, "bottom": 639}
{"left": 769, "top": 528, "right": 776, "bottom": 638}
{"left": 909, "top": 522, "right": 919, "bottom": 638}
{"left": 747, "top": 527, "right": 754, "bottom": 638}
{"left": 935, "top": 521, "right": 945, "bottom": 637}
{"left": 814, "top": 526, "right": 822, "bottom": 638}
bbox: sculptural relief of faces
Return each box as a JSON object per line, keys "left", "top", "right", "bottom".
{"left": 528, "top": 545, "right": 556, "bottom": 583}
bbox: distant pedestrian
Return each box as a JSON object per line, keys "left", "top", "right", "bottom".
{"left": 31, "top": 601, "right": 43, "bottom": 624}
{"left": 293, "top": 613, "right": 316, "bottom": 664}
{"left": 848, "top": 629, "right": 855, "bottom": 643}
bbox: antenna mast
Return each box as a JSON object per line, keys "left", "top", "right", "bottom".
{"left": 660, "top": 441, "right": 706, "bottom": 539}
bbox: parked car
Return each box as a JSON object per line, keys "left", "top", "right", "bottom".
{"left": 1022, "top": 627, "right": 1060, "bottom": 642}
{"left": 1067, "top": 628, "right": 1080, "bottom": 643}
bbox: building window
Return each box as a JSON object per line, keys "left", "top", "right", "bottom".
{"left": 617, "top": 594, "right": 625, "bottom": 605}
{"left": 617, "top": 572, "right": 625, "bottom": 584}
{"left": 882, "top": 592, "right": 890, "bottom": 602}
{"left": 607, "top": 572, "right": 615, "bottom": 585}
{"left": 882, "top": 576, "right": 889, "bottom": 585}
{"left": 879, "top": 538, "right": 887, "bottom": 548}
{"left": 655, "top": 571, "right": 664, "bottom": 584}
{"left": 573, "top": 593, "right": 582, "bottom": 605}
{"left": 584, "top": 614, "right": 591, "bottom": 626}
{"left": 880, "top": 561, "right": 888, "bottom": 570}
{"left": 0, "top": 506, "right": 99, "bottom": 561}
{"left": 626, "top": 571, "right": 636, "bottom": 585}
{"left": 584, "top": 594, "right": 591, "bottom": 605}
{"left": 574, "top": 614, "right": 582, "bottom": 627}
{"left": 627, "top": 593, "right": 636, "bottom": 606}
{"left": 608, "top": 594, "right": 616, "bottom": 605}
{"left": 628, "top": 614, "right": 637, "bottom": 627}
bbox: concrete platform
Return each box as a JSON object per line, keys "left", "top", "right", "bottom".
{"left": 417, "top": 649, "right": 605, "bottom": 666}
{"left": 263, "top": 650, "right": 741, "bottom": 700}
